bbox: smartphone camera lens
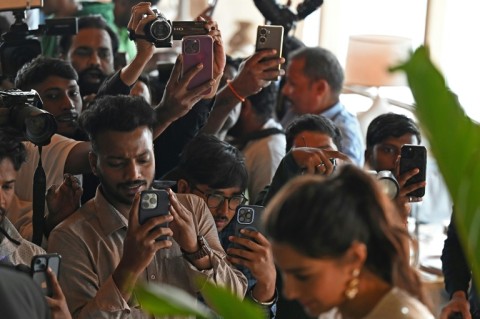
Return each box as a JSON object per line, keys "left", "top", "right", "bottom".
{"left": 259, "top": 28, "right": 267, "bottom": 35}
{"left": 259, "top": 36, "right": 266, "bottom": 43}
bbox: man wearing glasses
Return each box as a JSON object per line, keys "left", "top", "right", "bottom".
{"left": 166, "top": 134, "right": 278, "bottom": 318}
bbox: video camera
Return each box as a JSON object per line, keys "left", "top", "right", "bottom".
{"left": 0, "top": 1, "right": 77, "bottom": 79}
{"left": 140, "top": 9, "right": 208, "bottom": 48}
{"left": 253, "top": 0, "right": 323, "bottom": 34}
{"left": 0, "top": 89, "right": 57, "bottom": 146}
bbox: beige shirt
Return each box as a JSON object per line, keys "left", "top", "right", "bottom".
{"left": 0, "top": 218, "right": 45, "bottom": 266}
{"left": 48, "top": 188, "right": 247, "bottom": 319}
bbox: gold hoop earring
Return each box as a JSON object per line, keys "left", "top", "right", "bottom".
{"left": 345, "top": 268, "right": 360, "bottom": 300}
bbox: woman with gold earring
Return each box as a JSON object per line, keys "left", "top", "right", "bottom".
{"left": 263, "top": 165, "right": 433, "bottom": 319}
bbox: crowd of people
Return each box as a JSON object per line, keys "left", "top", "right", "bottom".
{"left": 0, "top": 0, "right": 476, "bottom": 318}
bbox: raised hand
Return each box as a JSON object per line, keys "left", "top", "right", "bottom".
{"left": 113, "top": 193, "right": 173, "bottom": 299}
{"left": 45, "top": 173, "right": 83, "bottom": 236}
{"left": 227, "top": 229, "right": 276, "bottom": 302}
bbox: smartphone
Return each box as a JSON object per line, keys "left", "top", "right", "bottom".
{"left": 399, "top": 144, "right": 427, "bottom": 198}
{"left": 138, "top": 189, "right": 170, "bottom": 241}
{"left": 31, "top": 253, "right": 61, "bottom": 297}
{"left": 182, "top": 35, "right": 213, "bottom": 94}
{"left": 255, "top": 25, "right": 284, "bottom": 80}
{"left": 233, "top": 205, "right": 265, "bottom": 248}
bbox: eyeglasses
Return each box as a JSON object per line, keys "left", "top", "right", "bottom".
{"left": 192, "top": 185, "right": 246, "bottom": 210}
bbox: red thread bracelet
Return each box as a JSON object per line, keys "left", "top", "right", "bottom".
{"left": 227, "top": 80, "right": 245, "bottom": 102}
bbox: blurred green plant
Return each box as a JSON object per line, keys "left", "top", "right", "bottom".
{"left": 393, "top": 45, "right": 480, "bottom": 289}
{"left": 135, "top": 278, "right": 265, "bottom": 319}
{"left": 135, "top": 45, "right": 480, "bottom": 318}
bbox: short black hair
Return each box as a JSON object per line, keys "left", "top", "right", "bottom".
{"left": 79, "top": 95, "right": 156, "bottom": 152}
{"left": 285, "top": 114, "right": 342, "bottom": 151}
{"left": 59, "top": 15, "right": 119, "bottom": 56}
{"left": 15, "top": 56, "right": 78, "bottom": 90}
{"left": 0, "top": 129, "right": 27, "bottom": 171}
{"left": 366, "top": 113, "right": 421, "bottom": 149}
{"left": 245, "top": 83, "right": 278, "bottom": 123}
{"left": 289, "top": 46, "right": 344, "bottom": 96}
{"left": 176, "top": 134, "right": 248, "bottom": 190}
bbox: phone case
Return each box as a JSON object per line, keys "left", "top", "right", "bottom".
{"left": 233, "top": 205, "right": 265, "bottom": 248}
{"left": 255, "top": 25, "right": 284, "bottom": 79}
{"left": 31, "top": 253, "right": 61, "bottom": 297}
{"left": 182, "top": 35, "right": 213, "bottom": 94}
{"left": 399, "top": 144, "right": 427, "bottom": 197}
{"left": 139, "top": 189, "right": 170, "bottom": 240}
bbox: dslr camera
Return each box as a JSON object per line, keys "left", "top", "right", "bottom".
{"left": 0, "top": 89, "right": 57, "bottom": 146}
{"left": 0, "top": 2, "right": 77, "bottom": 79}
{"left": 142, "top": 9, "right": 208, "bottom": 48}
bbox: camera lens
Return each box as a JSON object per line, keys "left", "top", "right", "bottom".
{"left": 259, "top": 37, "right": 266, "bottom": 44}
{"left": 260, "top": 28, "right": 267, "bottom": 35}
{"left": 239, "top": 216, "right": 245, "bottom": 222}
{"left": 148, "top": 19, "right": 172, "bottom": 41}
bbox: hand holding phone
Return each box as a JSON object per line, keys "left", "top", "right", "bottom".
{"left": 182, "top": 35, "right": 214, "bottom": 94}
{"left": 138, "top": 189, "right": 170, "bottom": 241}
{"left": 399, "top": 144, "right": 427, "bottom": 198}
{"left": 255, "top": 25, "right": 284, "bottom": 80}
{"left": 233, "top": 205, "right": 265, "bottom": 249}
{"left": 31, "top": 253, "right": 61, "bottom": 297}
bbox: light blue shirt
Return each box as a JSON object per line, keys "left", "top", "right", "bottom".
{"left": 321, "top": 102, "right": 364, "bottom": 166}
{"left": 281, "top": 102, "right": 364, "bottom": 166}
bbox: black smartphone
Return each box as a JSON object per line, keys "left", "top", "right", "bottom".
{"left": 399, "top": 144, "right": 427, "bottom": 198}
{"left": 233, "top": 205, "right": 265, "bottom": 248}
{"left": 31, "top": 253, "right": 61, "bottom": 297}
{"left": 255, "top": 25, "right": 284, "bottom": 80}
{"left": 138, "top": 189, "right": 170, "bottom": 241}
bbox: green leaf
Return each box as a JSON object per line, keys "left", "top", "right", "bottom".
{"left": 197, "top": 278, "right": 265, "bottom": 319}
{"left": 393, "top": 46, "right": 480, "bottom": 290}
{"left": 134, "top": 282, "right": 216, "bottom": 319}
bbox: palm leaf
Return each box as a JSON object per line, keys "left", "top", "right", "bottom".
{"left": 393, "top": 46, "right": 480, "bottom": 289}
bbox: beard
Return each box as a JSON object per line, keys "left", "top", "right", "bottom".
{"left": 77, "top": 67, "right": 108, "bottom": 96}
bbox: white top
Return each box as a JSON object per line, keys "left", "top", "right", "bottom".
{"left": 15, "top": 134, "right": 81, "bottom": 202}
{"left": 318, "top": 287, "right": 434, "bottom": 319}
{"left": 242, "top": 118, "right": 286, "bottom": 203}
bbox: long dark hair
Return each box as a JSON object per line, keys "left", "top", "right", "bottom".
{"left": 264, "top": 165, "right": 428, "bottom": 304}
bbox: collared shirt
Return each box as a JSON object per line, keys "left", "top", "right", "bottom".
{"left": 0, "top": 218, "right": 45, "bottom": 266}
{"left": 48, "top": 188, "right": 247, "bottom": 319}
{"left": 321, "top": 102, "right": 364, "bottom": 166}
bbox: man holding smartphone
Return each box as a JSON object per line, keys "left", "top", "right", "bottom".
{"left": 364, "top": 113, "right": 426, "bottom": 222}
{"left": 47, "top": 96, "right": 247, "bottom": 318}
{"left": 169, "top": 134, "right": 278, "bottom": 318}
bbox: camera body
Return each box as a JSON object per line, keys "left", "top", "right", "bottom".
{"left": 0, "top": 89, "right": 57, "bottom": 146}
{"left": 143, "top": 10, "right": 208, "bottom": 48}
{"left": 0, "top": 8, "right": 77, "bottom": 78}
{"left": 253, "top": 0, "right": 323, "bottom": 34}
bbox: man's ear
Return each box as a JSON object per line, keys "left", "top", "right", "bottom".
{"left": 177, "top": 179, "right": 190, "bottom": 194}
{"left": 88, "top": 151, "right": 98, "bottom": 176}
{"left": 364, "top": 148, "right": 372, "bottom": 168}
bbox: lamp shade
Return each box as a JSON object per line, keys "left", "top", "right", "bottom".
{"left": 345, "top": 35, "right": 412, "bottom": 87}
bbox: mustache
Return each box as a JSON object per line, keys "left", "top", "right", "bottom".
{"left": 78, "top": 67, "right": 107, "bottom": 79}
{"left": 55, "top": 111, "right": 79, "bottom": 123}
{"left": 120, "top": 180, "right": 147, "bottom": 188}
{"left": 214, "top": 216, "right": 229, "bottom": 222}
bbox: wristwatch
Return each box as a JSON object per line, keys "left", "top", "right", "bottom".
{"left": 182, "top": 235, "right": 211, "bottom": 262}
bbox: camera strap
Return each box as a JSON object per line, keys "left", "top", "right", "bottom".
{"left": 32, "top": 146, "right": 46, "bottom": 246}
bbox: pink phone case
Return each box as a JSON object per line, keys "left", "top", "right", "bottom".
{"left": 182, "top": 35, "right": 213, "bottom": 95}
